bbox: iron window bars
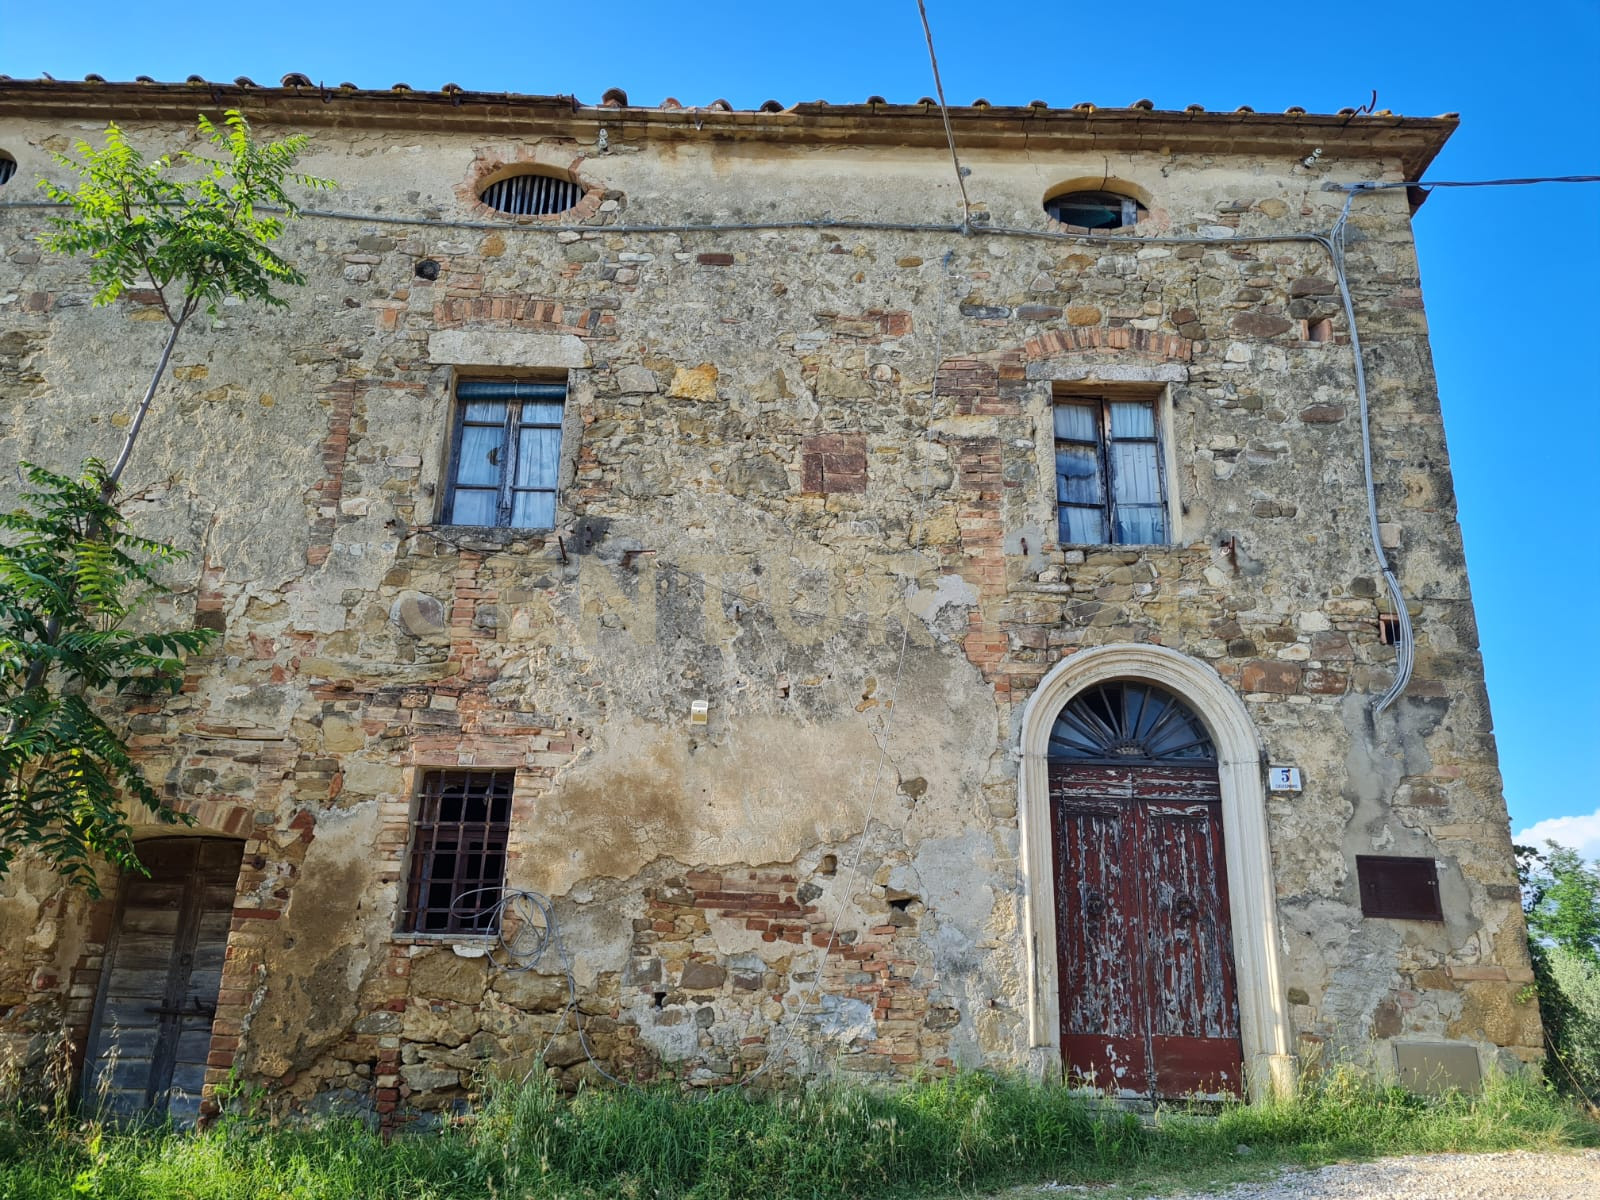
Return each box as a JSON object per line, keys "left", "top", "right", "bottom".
{"left": 403, "top": 770, "right": 514, "bottom": 934}
{"left": 442, "top": 380, "right": 565, "bottom": 529}
{"left": 1055, "top": 396, "right": 1168, "bottom": 545}
{"left": 479, "top": 172, "right": 583, "bottom": 217}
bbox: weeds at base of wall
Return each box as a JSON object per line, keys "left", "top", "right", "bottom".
{"left": 0, "top": 1064, "right": 1594, "bottom": 1200}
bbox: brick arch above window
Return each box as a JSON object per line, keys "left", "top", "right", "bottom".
{"left": 141, "top": 798, "right": 260, "bottom": 840}
{"left": 1023, "top": 327, "right": 1194, "bottom": 362}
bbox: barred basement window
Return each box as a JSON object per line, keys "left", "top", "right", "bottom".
{"left": 1045, "top": 190, "right": 1146, "bottom": 230}
{"left": 479, "top": 171, "right": 583, "bottom": 216}
{"left": 1054, "top": 396, "right": 1168, "bottom": 545}
{"left": 1357, "top": 855, "right": 1444, "bottom": 921}
{"left": 0, "top": 152, "right": 17, "bottom": 186}
{"left": 403, "top": 770, "right": 514, "bottom": 934}
{"left": 443, "top": 380, "right": 565, "bottom": 528}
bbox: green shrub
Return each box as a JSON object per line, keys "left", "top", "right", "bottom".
{"left": 1542, "top": 945, "right": 1600, "bottom": 1101}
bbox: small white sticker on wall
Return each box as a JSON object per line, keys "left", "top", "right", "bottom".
{"left": 1268, "top": 766, "right": 1302, "bottom": 792}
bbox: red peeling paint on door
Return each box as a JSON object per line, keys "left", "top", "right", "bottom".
{"left": 1051, "top": 762, "right": 1242, "bottom": 1098}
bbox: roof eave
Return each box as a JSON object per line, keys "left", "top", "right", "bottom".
{"left": 0, "top": 81, "right": 1457, "bottom": 178}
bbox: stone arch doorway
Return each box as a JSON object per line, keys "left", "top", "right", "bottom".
{"left": 81, "top": 837, "right": 244, "bottom": 1122}
{"left": 1018, "top": 644, "right": 1295, "bottom": 1100}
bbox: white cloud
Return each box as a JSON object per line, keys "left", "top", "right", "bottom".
{"left": 1514, "top": 809, "right": 1600, "bottom": 863}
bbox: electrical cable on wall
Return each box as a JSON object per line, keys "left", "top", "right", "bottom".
{"left": 1328, "top": 190, "right": 1414, "bottom": 714}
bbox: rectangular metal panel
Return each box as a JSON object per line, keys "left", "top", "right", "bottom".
{"left": 1395, "top": 1041, "right": 1482, "bottom": 1096}
{"left": 1357, "top": 855, "right": 1444, "bottom": 921}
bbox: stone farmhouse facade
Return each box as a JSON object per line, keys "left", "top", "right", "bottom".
{"left": 0, "top": 78, "right": 1539, "bottom": 1126}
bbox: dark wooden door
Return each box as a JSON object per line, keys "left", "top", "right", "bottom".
{"left": 82, "top": 838, "right": 242, "bottom": 1122}
{"left": 1051, "top": 762, "right": 1242, "bottom": 1098}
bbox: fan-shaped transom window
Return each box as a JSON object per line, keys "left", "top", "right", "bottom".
{"left": 1047, "top": 680, "right": 1214, "bottom": 763}
{"left": 479, "top": 171, "right": 583, "bottom": 217}
{"left": 0, "top": 152, "right": 17, "bottom": 186}
{"left": 1045, "top": 190, "right": 1145, "bottom": 230}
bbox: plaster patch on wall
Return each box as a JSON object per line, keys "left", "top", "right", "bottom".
{"left": 904, "top": 574, "right": 979, "bottom": 639}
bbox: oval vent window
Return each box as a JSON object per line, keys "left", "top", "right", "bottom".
{"left": 479, "top": 171, "right": 582, "bottom": 217}
{"left": 1045, "top": 190, "right": 1146, "bottom": 230}
{"left": 0, "top": 152, "right": 17, "bottom": 186}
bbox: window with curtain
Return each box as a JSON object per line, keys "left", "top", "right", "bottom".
{"left": 442, "top": 380, "right": 565, "bottom": 528}
{"left": 1054, "top": 396, "right": 1168, "bottom": 545}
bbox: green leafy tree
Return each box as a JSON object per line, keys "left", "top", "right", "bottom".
{"left": 1516, "top": 840, "right": 1600, "bottom": 1104}
{"left": 37, "top": 110, "right": 331, "bottom": 491}
{"left": 0, "top": 112, "right": 328, "bottom": 892}
{"left": 1519, "top": 842, "right": 1600, "bottom": 966}
{"left": 0, "top": 464, "right": 215, "bottom": 892}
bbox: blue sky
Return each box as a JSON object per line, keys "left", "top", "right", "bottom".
{"left": 5, "top": 1, "right": 1598, "bottom": 853}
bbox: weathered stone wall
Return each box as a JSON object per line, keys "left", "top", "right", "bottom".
{"left": 0, "top": 104, "right": 1537, "bottom": 1121}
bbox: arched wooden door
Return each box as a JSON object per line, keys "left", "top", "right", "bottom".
{"left": 82, "top": 837, "right": 243, "bottom": 1122}
{"left": 1048, "top": 681, "right": 1243, "bottom": 1098}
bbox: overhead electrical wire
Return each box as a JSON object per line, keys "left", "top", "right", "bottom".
{"left": 914, "top": 0, "right": 974, "bottom": 231}
{"left": 1324, "top": 175, "right": 1600, "bottom": 190}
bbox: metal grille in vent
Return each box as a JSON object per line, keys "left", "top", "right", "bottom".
{"left": 479, "top": 172, "right": 582, "bottom": 216}
{"left": 0, "top": 154, "right": 17, "bottom": 186}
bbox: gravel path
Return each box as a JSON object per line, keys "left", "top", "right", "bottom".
{"left": 1140, "top": 1149, "right": 1600, "bottom": 1199}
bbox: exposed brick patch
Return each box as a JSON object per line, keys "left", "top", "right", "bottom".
{"left": 189, "top": 554, "right": 228, "bottom": 644}
{"left": 800, "top": 433, "right": 867, "bottom": 494}
{"left": 940, "top": 355, "right": 1026, "bottom": 418}
{"left": 303, "top": 381, "right": 359, "bottom": 567}
{"left": 628, "top": 869, "right": 952, "bottom": 1081}
{"left": 816, "top": 309, "right": 913, "bottom": 341}
{"left": 1240, "top": 660, "right": 1304, "bottom": 694}
{"left": 934, "top": 356, "right": 1031, "bottom": 693}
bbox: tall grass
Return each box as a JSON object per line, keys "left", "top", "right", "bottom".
{"left": 0, "top": 1066, "right": 1593, "bottom": 1200}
